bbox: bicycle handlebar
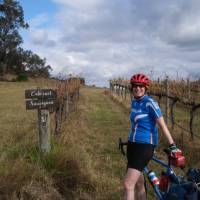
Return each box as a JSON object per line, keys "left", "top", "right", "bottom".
{"left": 118, "top": 138, "right": 169, "bottom": 156}
{"left": 118, "top": 138, "right": 128, "bottom": 156}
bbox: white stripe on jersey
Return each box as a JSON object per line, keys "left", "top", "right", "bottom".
{"left": 146, "top": 102, "right": 160, "bottom": 118}
{"left": 133, "top": 124, "right": 138, "bottom": 142}
{"left": 134, "top": 114, "right": 148, "bottom": 122}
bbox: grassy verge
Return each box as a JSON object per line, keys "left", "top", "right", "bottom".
{"left": 0, "top": 82, "right": 130, "bottom": 199}
{"left": 1, "top": 81, "right": 199, "bottom": 199}
{"left": 60, "top": 87, "right": 130, "bottom": 199}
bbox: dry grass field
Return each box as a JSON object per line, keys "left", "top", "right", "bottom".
{"left": 0, "top": 80, "right": 199, "bottom": 200}
{"left": 0, "top": 81, "right": 129, "bottom": 199}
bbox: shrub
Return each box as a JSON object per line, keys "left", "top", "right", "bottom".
{"left": 16, "top": 73, "right": 28, "bottom": 81}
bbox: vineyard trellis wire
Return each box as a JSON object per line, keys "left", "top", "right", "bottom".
{"left": 44, "top": 77, "right": 82, "bottom": 136}
{"left": 109, "top": 77, "right": 200, "bottom": 139}
{"left": 54, "top": 77, "right": 81, "bottom": 135}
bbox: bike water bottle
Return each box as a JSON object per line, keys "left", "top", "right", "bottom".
{"left": 148, "top": 171, "right": 160, "bottom": 186}
{"left": 159, "top": 172, "right": 169, "bottom": 192}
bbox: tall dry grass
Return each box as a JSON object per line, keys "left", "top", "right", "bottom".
{"left": 0, "top": 80, "right": 129, "bottom": 199}
{"left": 0, "top": 79, "right": 91, "bottom": 200}
{"left": 1, "top": 79, "right": 199, "bottom": 200}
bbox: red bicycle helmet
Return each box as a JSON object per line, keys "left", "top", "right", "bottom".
{"left": 130, "top": 73, "right": 150, "bottom": 86}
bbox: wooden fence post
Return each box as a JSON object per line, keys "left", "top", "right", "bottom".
{"left": 110, "top": 83, "right": 112, "bottom": 93}
{"left": 38, "top": 109, "right": 50, "bottom": 152}
{"left": 189, "top": 104, "right": 200, "bottom": 140}
{"left": 170, "top": 98, "right": 178, "bottom": 131}
{"left": 117, "top": 85, "right": 120, "bottom": 96}
{"left": 165, "top": 76, "right": 170, "bottom": 125}
{"left": 25, "top": 88, "right": 57, "bottom": 153}
{"left": 55, "top": 103, "right": 62, "bottom": 135}
{"left": 130, "top": 87, "right": 133, "bottom": 101}
{"left": 121, "top": 86, "right": 123, "bottom": 99}
{"left": 66, "top": 93, "right": 69, "bottom": 114}
{"left": 124, "top": 86, "right": 127, "bottom": 100}
{"left": 64, "top": 96, "right": 68, "bottom": 121}
{"left": 187, "top": 78, "right": 191, "bottom": 102}
{"left": 77, "top": 88, "right": 80, "bottom": 100}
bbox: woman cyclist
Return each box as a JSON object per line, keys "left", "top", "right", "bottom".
{"left": 124, "top": 73, "right": 181, "bottom": 200}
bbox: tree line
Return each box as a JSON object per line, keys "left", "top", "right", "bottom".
{"left": 0, "top": 0, "right": 52, "bottom": 79}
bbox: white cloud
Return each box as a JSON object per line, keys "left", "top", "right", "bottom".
{"left": 29, "top": 29, "right": 47, "bottom": 44}
{"left": 53, "top": 0, "right": 102, "bottom": 9}
{"left": 22, "top": 0, "right": 200, "bottom": 87}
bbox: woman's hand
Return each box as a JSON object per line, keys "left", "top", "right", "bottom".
{"left": 168, "top": 143, "right": 182, "bottom": 158}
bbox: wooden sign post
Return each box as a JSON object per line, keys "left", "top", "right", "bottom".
{"left": 25, "top": 89, "right": 57, "bottom": 153}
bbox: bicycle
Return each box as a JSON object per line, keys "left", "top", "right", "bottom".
{"left": 118, "top": 138, "right": 200, "bottom": 200}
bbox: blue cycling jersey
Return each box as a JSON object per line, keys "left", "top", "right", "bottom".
{"left": 128, "top": 95, "right": 162, "bottom": 146}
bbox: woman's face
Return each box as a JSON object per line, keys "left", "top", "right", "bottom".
{"left": 131, "top": 84, "right": 146, "bottom": 98}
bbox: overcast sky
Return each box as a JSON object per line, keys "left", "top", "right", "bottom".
{"left": 19, "top": 0, "right": 200, "bottom": 87}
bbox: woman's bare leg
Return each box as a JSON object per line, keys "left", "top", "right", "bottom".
{"left": 124, "top": 168, "right": 142, "bottom": 200}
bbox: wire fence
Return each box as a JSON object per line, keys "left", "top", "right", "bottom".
{"left": 109, "top": 77, "right": 200, "bottom": 139}
{"left": 48, "top": 77, "right": 82, "bottom": 135}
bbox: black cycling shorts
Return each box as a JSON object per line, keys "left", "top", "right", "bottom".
{"left": 127, "top": 141, "right": 155, "bottom": 171}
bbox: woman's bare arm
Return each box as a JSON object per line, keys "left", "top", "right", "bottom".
{"left": 156, "top": 116, "right": 174, "bottom": 145}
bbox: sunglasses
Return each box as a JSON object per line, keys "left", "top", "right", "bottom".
{"left": 131, "top": 84, "right": 145, "bottom": 88}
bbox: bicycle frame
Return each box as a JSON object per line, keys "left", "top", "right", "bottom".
{"left": 118, "top": 138, "right": 181, "bottom": 200}
{"left": 143, "top": 155, "right": 180, "bottom": 200}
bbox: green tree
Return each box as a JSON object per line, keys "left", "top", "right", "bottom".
{"left": 0, "top": 0, "right": 53, "bottom": 79}
{"left": 22, "top": 50, "right": 52, "bottom": 77}
{"left": 0, "top": 0, "right": 28, "bottom": 74}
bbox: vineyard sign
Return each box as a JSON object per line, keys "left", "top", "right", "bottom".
{"left": 25, "top": 89, "right": 57, "bottom": 99}
{"left": 25, "top": 88, "right": 57, "bottom": 153}
{"left": 25, "top": 89, "right": 57, "bottom": 110}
